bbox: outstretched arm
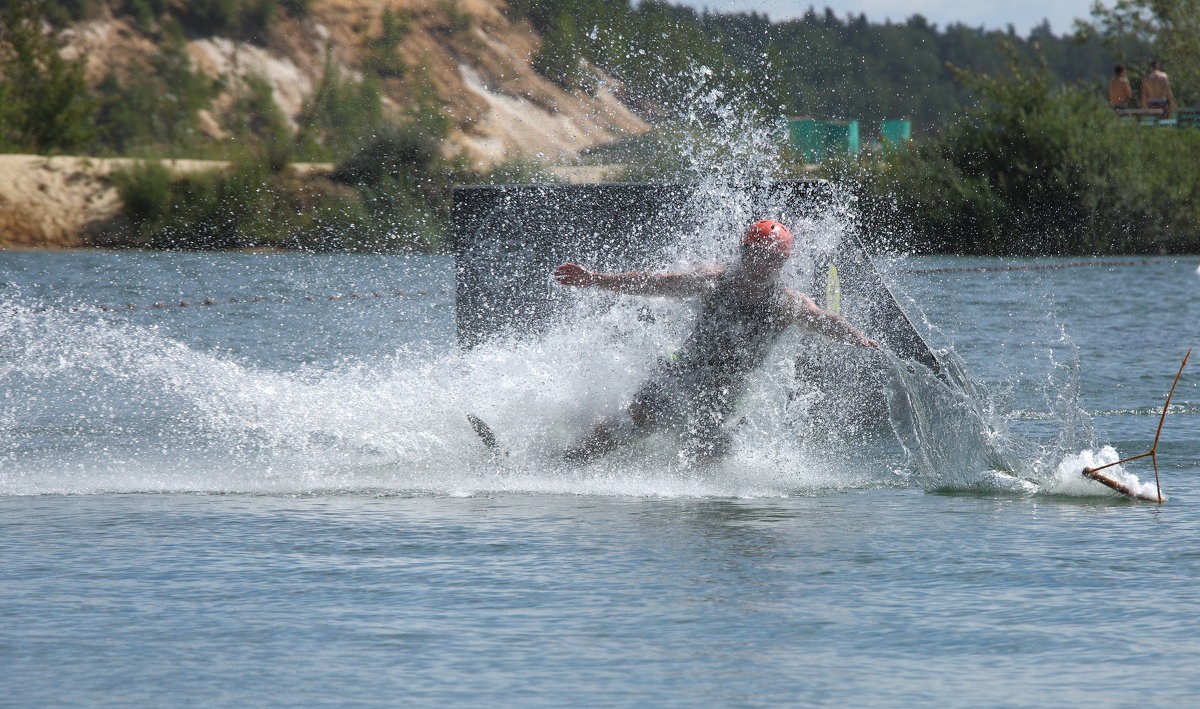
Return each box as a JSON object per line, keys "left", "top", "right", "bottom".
{"left": 553, "top": 263, "right": 723, "bottom": 298}
{"left": 788, "top": 290, "right": 878, "bottom": 348}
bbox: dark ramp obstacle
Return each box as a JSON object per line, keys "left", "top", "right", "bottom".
{"left": 451, "top": 181, "right": 943, "bottom": 427}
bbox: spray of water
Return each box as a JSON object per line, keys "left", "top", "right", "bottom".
{"left": 0, "top": 256, "right": 1142, "bottom": 500}
{"left": 0, "top": 67, "right": 1147, "bottom": 500}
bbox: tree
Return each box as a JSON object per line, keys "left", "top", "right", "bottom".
{"left": 361, "top": 7, "right": 409, "bottom": 78}
{"left": 0, "top": 0, "right": 98, "bottom": 152}
{"left": 295, "top": 48, "right": 387, "bottom": 160}
{"left": 1082, "top": 0, "right": 1200, "bottom": 105}
{"left": 533, "top": 11, "right": 587, "bottom": 90}
{"left": 93, "top": 31, "right": 217, "bottom": 155}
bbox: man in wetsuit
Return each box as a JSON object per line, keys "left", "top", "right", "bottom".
{"left": 552, "top": 219, "right": 878, "bottom": 465}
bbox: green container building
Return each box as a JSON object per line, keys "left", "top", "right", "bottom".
{"left": 880, "top": 119, "right": 912, "bottom": 146}
{"left": 787, "top": 119, "right": 824, "bottom": 163}
{"left": 787, "top": 118, "right": 860, "bottom": 163}
{"left": 824, "top": 120, "right": 860, "bottom": 158}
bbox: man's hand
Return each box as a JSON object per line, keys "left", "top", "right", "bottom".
{"left": 843, "top": 324, "right": 878, "bottom": 349}
{"left": 793, "top": 291, "right": 879, "bottom": 348}
{"left": 844, "top": 321, "right": 878, "bottom": 349}
{"left": 554, "top": 263, "right": 593, "bottom": 287}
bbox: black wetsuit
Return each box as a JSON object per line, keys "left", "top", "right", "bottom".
{"left": 630, "top": 267, "right": 793, "bottom": 453}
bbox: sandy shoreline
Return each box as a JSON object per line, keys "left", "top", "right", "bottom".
{"left": 0, "top": 155, "right": 333, "bottom": 250}
{"left": 0, "top": 155, "right": 624, "bottom": 251}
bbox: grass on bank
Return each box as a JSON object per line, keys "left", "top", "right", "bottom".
{"left": 108, "top": 135, "right": 438, "bottom": 252}
{"left": 106, "top": 129, "right": 566, "bottom": 253}
{"left": 109, "top": 158, "right": 373, "bottom": 251}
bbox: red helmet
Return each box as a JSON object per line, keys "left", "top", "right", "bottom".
{"left": 742, "top": 219, "right": 793, "bottom": 256}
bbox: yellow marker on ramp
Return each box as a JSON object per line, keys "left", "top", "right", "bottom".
{"left": 825, "top": 263, "right": 842, "bottom": 316}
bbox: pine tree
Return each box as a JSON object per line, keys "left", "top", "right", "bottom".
{"left": 0, "top": 0, "right": 98, "bottom": 152}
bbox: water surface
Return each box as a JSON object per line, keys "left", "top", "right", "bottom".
{"left": 3, "top": 251, "right": 1198, "bottom": 706}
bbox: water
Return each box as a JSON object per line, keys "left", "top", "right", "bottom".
{"left": 3, "top": 250, "right": 1199, "bottom": 707}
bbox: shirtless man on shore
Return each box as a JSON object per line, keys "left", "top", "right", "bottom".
{"left": 552, "top": 219, "right": 877, "bottom": 465}
{"left": 1141, "top": 60, "right": 1177, "bottom": 118}
{"left": 1109, "top": 64, "right": 1133, "bottom": 109}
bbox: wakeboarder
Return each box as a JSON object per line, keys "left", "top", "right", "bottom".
{"left": 553, "top": 219, "right": 878, "bottom": 465}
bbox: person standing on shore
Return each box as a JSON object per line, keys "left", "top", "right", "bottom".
{"left": 1141, "top": 60, "right": 1177, "bottom": 118}
{"left": 1109, "top": 64, "right": 1133, "bottom": 109}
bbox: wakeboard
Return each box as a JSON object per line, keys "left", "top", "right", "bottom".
{"left": 466, "top": 413, "right": 508, "bottom": 460}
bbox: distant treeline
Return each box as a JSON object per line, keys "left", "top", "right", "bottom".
{"left": 515, "top": 0, "right": 1146, "bottom": 134}
{"left": 2, "top": 0, "right": 1193, "bottom": 254}
{"left": 830, "top": 49, "right": 1200, "bottom": 256}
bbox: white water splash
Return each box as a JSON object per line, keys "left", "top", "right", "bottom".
{"left": 1048, "top": 447, "right": 1164, "bottom": 500}
{"left": 0, "top": 248, "right": 1144, "bottom": 502}
{"left": 0, "top": 62, "right": 1142, "bottom": 502}
{"left": 0, "top": 286, "right": 886, "bottom": 497}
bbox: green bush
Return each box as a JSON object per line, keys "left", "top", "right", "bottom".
{"left": 435, "top": 0, "right": 472, "bottom": 34}
{"left": 839, "top": 47, "right": 1200, "bottom": 255}
{"left": 330, "top": 124, "right": 457, "bottom": 251}
{"left": 279, "top": 0, "right": 310, "bottom": 16}
{"left": 176, "top": 0, "right": 277, "bottom": 43}
{"left": 178, "top": 0, "right": 238, "bottom": 36}
{"left": 0, "top": 0, "right": 98, "bottom": 152}
{"left": 109, "top": 157, "right": 381, "bottom": 251}
{"left": 360, "top": 7, "right": 409, "bottom": 78}
{"left": 109, "top": 123, "right": 464, "bottom": 253}
{"left": 92, "top": 39, "right": 217, "bottom": 155}
{"left": 289, "top": 181, "right": 376, "bottom": 252}
{"left": 294, "top": 51, "right": 387, "bottom": 161}
{"left": 331, "top": 125, "right": 441, "bottom": 187}
{"left": 226, "top": 73, "right": 291, "bottom": 168}
{"left": 108, "top": 160, "right": 172, "bottom": 226}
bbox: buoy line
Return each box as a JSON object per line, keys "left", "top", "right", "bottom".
{"left": 14, "top": 259, "right": 1187, "bottom": 314}
{"left": 896, "top": 259, "right": 1165, "bottom": 274}
{"left": 19, "top": 287, "right": 451, "bottom": 314}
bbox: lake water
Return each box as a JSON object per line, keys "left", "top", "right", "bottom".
{"left": 3, "top": 249, "right": 1198, "bottom": 707}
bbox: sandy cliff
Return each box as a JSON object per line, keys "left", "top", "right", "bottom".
{"left": 1, "top": 0, "right": 648, "bottom": 248}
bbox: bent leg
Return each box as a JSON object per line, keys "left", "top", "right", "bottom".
{"left": 562, "top": 418, "right": 624, "bottom": 464}
{"left": 679, "top": 389, "right": 737, "bottom": 466}
{"left": 562, "top": 397, "right": 660, "bottom": 465}
{"left": 680, "top": 425, "right": 733, "bottom": 466}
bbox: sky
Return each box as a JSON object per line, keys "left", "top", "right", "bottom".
{"left": 676, "top": 0, "right": 1101, "bottom": 37}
